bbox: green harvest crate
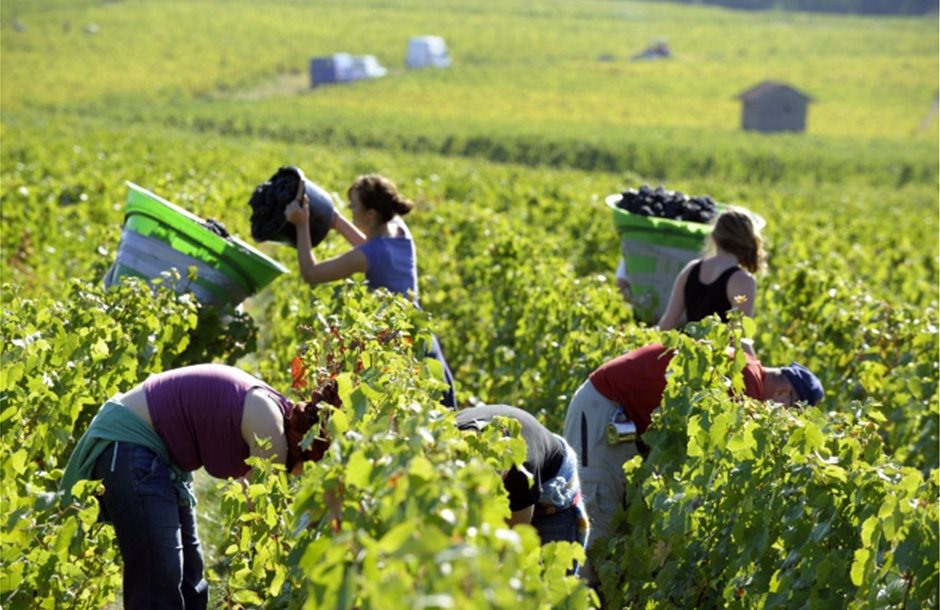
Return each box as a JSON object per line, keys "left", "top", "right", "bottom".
{"left": 605, "top": 193, "right": 764, "bottom": 324}
{"left": 104, "top": 182, "right": 288, "bottom": 306}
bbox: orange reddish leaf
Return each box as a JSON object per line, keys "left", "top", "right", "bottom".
{"left": 290, "top": 356, "right": 307, "bottom": 389}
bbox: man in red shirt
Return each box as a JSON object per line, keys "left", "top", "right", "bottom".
{"left": 563, "top": 343, "right": 823, "bottom": 584}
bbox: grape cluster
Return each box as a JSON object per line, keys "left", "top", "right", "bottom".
{"left": 301, "top": 378, "right": 341, "bottom": 464}
{"left": 617, "top": 184, "right": 718, "bottom": 224}
{"left": 309, "top": 378, "right": 342, "bottom": 410}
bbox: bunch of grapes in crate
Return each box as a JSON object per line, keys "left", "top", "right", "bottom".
{"left": 617, "top": 184, "right": 718, "bottom": 224}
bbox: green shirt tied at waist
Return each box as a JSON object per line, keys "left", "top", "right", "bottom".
{"left": 59, "top": 400, "right": 196, "bottom": 507}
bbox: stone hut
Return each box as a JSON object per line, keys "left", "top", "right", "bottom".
{"left": 736, "top": 81, "right": 813, "bottom": 133}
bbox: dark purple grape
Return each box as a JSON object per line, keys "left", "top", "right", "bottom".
{"left": 617, "top": 184, "right": 720, "bottom": 224}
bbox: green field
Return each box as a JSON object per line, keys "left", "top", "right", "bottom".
{"left": 2, "top": 1, "right": 938, "bottom": 608}
{"left": 2, "top": 0, "right": 937, "bottom": 185}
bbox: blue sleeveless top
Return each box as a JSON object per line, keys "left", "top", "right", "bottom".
{"left": 356, "top": 229, "right": 419, "bottom": 301}
{"left": 356, "top": 223, "right": 457, "bottom": 408}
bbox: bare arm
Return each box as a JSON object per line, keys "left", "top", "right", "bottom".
{"left": 296, "top": 247, "right": 369, "bottom": 286}
{"left": 286, "top": 199, "right": 369, "bottom": 285}
{"left": 657, "top": 260, "right": 696, "bottom": 330}
{"left": 726, "top": 270, "right": 757, "bottom": 318}
{"left": 241, "top": 389, "right": 288, "bottom": 467}
{"left": 331, "top": 212, "right": 367, "bottom": 247}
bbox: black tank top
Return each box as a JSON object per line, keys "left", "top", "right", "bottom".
{"left": 684, "top": 261, "right": 741, "bottom": 323}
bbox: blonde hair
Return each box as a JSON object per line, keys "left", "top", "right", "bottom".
{"left": 707, "top": 208, "right": 766, "bottom": 273}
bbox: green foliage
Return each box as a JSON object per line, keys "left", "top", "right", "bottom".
{"left": 209, "top": 287, "right": 596, "bottom": 608}
{"left": 0, "top": 277, "right": 252, "bottom": 608}
{"left": 213, "top": 458, "right": 300, "bottom": 608}
{"left": 116, "top": 108, "right": 940, "bottom": 187}
{"left": 2, "top": 1, "right": 937, "bottom": 182}
{"left": 597, "top": 322, "right": 939, "bottom": 609}
{"left": 1, "top": 109, "right": 936, "bottom": 608}
{"left": 0, "top": 1, "right": 937, "bottom": 607}
{"left": 753, "top": 262, "right": 939, "bottom": 473}
{"left": 659, "top": 0, "right": 935, "bottom": 16}
{"left": 426, "top": 205, "right": 650, "bottom": 428}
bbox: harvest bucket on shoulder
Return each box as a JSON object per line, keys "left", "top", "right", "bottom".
{"left": 248, "top": 166, "right": 335, "bottom": 248}
{"left": 606, "top": 190, "right": 765, "bottom": 324}
{"left": 104, "top": 182, "right": 287, "bottom": 307}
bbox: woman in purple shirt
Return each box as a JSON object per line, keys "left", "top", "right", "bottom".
{"left": 285, "top": 174, "right": 456, "bottom": 407}
{"left": 61, "top": 364, "right": 331, "bottom": 610}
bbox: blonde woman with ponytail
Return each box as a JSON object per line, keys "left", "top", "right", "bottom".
{"left": 286, "top": 174, "right": 456, "bottom": 407}
{"left": 658, "top": 208, "right": 766, "bottom": 332}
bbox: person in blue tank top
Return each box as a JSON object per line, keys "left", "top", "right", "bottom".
{"left": 285, "top": 174, "right": 456, "bottom": 407}
{"left": 657, "top": 209, "right": 766, "bottom": 347}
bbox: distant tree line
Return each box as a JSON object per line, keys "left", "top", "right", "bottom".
{"left": 661, "top": 0, "right": 936, "bottom": 15}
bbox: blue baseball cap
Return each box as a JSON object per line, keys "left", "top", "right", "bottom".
{"left": 780, "top": 362, "right": 824, "bottom": 405}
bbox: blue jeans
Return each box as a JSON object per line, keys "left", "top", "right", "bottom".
{"left": 532, "top": 506, "right": 583, "bottom": 576}
{"left": 531, "top": 506, "right": 579, "bottom": 544}
{"left": 429, "top": 334, "right": 456, "bottom": 409}
{"left": 93, "top": 442, "right": 208, "bottom": 610}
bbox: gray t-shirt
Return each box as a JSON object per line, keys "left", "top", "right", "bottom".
{"left": 456, "top": 405, "right": 565, "bottom": 511}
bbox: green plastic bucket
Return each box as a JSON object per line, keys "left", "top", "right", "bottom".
{"left": 104, "top": 182, "right": 288, "bottom": 306}
{"left": 606, "top": 193, "right": 764, "bottom": 324}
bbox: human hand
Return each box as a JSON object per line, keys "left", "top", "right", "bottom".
{"left": 285, "top": 196, "right": 309, "bottom": 226}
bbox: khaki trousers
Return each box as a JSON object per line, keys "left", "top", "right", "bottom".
{"left": 562, "top": 379, "right": 638, "bottom": 584}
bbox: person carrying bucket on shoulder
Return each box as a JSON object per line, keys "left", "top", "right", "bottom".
{"left": 284, "top": 173, "right": 457, "bottom": 408}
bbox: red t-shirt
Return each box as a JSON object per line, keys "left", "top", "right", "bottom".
{"left": 588, "top": 344, "right": 764, "bottom": 435}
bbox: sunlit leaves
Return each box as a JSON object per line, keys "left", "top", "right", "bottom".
{"left": 600, "top": 329, "right": 938, "bottom": 609}
{"left": 0, "top": 278, "right": 256, "bottom": 608}
{"left": 1, "top": 34, "right": 936, "bottom": 606}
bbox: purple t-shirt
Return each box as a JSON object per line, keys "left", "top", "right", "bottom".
{"left": 143, "top": 364, "right": 291, "bottom": 479}
{"left": 356, "top": 230, "right": 418, "bottom": 301}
